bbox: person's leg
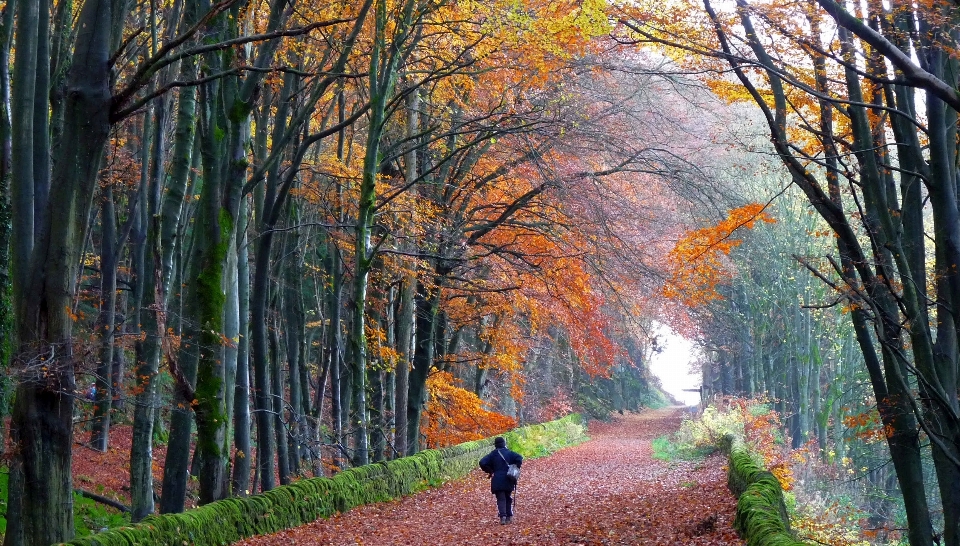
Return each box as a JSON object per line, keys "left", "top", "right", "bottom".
{"left": 495, "top": 491, "right": 508, "bottom": 522}
{"left": 506, "top": 490, "right": 514, "bottom": 521}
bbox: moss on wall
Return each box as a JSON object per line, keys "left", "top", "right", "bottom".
{"left": 721, "top": 434, "right": 810, "bottom": 546}
{"left": 61, "top": 414, "right": 587, "bottom": 546}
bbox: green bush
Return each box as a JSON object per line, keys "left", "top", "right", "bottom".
{"left": 675, "top": 405, "right": 746, "bottom": 450}
{"left": 576, "top": 393, "right": 614, "bottom": 420}
{"left": 59, "top": 414, "right": 587, "bottom": 546}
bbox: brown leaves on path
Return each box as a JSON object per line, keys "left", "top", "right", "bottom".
{"left": 239, "top": 408, "right": 743, "bottom": 545}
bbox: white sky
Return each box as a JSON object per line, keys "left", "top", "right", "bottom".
{"left": 649, "top": 322, "right": 702, "bottom": 406}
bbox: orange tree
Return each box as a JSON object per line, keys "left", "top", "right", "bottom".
{"left": 422, "top": 371, "right": 516, "bottom": 448}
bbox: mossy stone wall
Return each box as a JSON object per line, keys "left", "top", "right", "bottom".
{"left": 721, "top": 434, "right": 810, "bottom": 546}
{"left": 61, "top": 414, "right": 587, "bottom": 546}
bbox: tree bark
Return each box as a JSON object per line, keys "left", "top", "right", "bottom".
{"left": 282, "top": 226, "right": 305, "bottom": 475}
{"left": 10, "top": 0, "right": 38, "bottom": 307}
{"left": 271, "top": 324, "right": 290, "bottom": 485}
{"left": 231, "top": 197, "right": 252, "bottom": 496}
{"left": 90, "top": 185, "right": 118, "bottom": 450}
{"left": 406, "top": 280, "right": 438, "bottom": 455}
{"left": 6, "top": 0, "right": 114, "bottom": 542}
{"left": 0, "top": 0, "right": 16, "bottom": 463}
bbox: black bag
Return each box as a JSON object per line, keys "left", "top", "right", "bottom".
{"left": 498, "top": 449, "right": 521, "bottom": 482}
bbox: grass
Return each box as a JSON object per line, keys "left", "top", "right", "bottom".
{"left": 509, "top": 417, "right": 589, "bottom": 458}
{"left": 651, "top": 435, "right": 716, "bottom": 462}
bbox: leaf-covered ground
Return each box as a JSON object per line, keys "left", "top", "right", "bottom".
{"left": 73, "top": 426, "right": 169, "bottom": 506}
{"left": 239, "top": 408, "right": 743, "bottom": 545}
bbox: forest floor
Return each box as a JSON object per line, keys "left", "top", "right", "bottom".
{"left": 237, "top": 407, "right": 743, "bottom": 545}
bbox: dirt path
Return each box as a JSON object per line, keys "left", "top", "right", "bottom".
{"left": 239, "top": 408, "right": 743, "bottom": 545}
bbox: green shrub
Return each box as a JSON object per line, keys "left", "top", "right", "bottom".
{"left": 60, "top": 414, "right": 587, "bottom": 546}
{"left": 637, "top": 389, "right": 671, "bottom": 410}
{"left": 675, "top": 405, "right": 746, "bottom": 449}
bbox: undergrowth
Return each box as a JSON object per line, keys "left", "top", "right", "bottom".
{"left": 651, "top": 435, "right": 715, "bottom": 461}
{"left": 678, "top": 398, "right": 890, "bottom": 546}
{"left": 0, "top": 468, "right": 131, "bottom": 541}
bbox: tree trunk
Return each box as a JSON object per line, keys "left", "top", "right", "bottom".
{"left": 6, "top": 0, "right": 114, "bottom": 542}
{"left": 0, "top": 0, "right": 16, "bottom": 463}
{"left": 393, "top": 275, "right": 413, "bottom": 457}
{"left": 231, "top": 197, "right": 252, "bottom": 496}
{"left": 282, "top": 227, "right": 304, "bottom": 475}
{"left": 190, "top": 72, "right": 234, "bottom": 506}
{"left": 324, "top": 236, "right": 345, "bottom": 469}
{"left": 249, "top": 68, "right": 298, "bottom": 491}
{"left": 90, "top": 185, "right": 118, "bottom": 450}
{"left": 33, "top": 0, "right": 50, "bottom": 235}
{"left": 406, "top": 280, "right": 438, "bottom": 455}
{"left": 271, "top": 324, "right": 290, "bottom": 485}
{"left": 130, "top": 59, "right": 196, "bottom": 520}
{"left": 222, "top": 213, "right": 240, "bottom": 498}
{"left": 251, "top": 223, "right": 276, "bottom": 490}
{"left": 11, "top": 0, "right": 38, "bottom": 291}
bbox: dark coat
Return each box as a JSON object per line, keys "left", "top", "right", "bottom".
{"left": 479, "top": 447, "right": 523, "bottom": 492}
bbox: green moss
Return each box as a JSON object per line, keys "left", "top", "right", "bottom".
{"left": 59, "top": 414, "right": 586, "bottom": 546}
{"left": 193, "top": 208, "right": 233, "bottom": 459}
{"left": 228, "top": 100, "right": 253, "bottom": 124}
{"left": 723, "top": 436, "right": 810, "bottom": 546}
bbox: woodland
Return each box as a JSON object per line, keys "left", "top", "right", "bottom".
{"left": 0, "top": 0, "right": 959, "bottom": 545}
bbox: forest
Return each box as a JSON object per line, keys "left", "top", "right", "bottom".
{"left": 0, "top": 0, "right": 958, "bottom": 545}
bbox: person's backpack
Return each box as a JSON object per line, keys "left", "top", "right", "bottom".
{"left": 498, "top": 449, "right": 521, "bottom": 482}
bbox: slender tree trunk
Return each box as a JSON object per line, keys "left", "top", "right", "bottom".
{"left": 10, "top": 0, "right": 38, "bottom": 305}
{"left": 271, "top": 324, "right": 290, "bottom": 484}
{"left": 393, "top": 89, "right": 418, "bottom": 459}
{"left": 282, "top": 227, "right": 304, "bottom": 475}
{"left": 407, "top": 280, "right": 438, "bottom": 455}
{"left": 249, "top": 68, "right": 299, "bottom": 490}
{"left": 131, "top": 78, "right": 195, "bottom": 522}
{"left": 370, "top": 364, "right": 385, "bottom": 462}
{"left": 158, "top": 341, "right": 199, "bottom": 513}
{"left": 231, "top": 197, "right": 252, "bottom": 496}
{"left": 222, "top": 214, "right": 240, "bottom": 498}
{"left": 91, "top": 185, "right": 118, "bottom": 450}
{"left": 326, "top": 238, "right": 345, "bottom": 468}
{"left": 251, "top": 227, "right": 276, "bottom": 490}
{"left": 33, "top": 0, "right": 50, "bottom": 235}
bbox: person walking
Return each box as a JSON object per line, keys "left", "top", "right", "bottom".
{"left": 479, "top": 437, "right": 523, "bottom": 525}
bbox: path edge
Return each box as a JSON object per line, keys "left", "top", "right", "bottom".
{"left": 57, "top": 414, "right": 587, "bottom": 546}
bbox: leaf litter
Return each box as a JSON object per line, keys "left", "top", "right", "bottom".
{"left": 239, "top": 407, "right": 743, "bottom": 545}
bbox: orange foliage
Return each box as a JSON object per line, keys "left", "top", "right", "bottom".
{"left": 841, "top": 409, "right": 893, "bottom": 443}
{"left": 663, "top": 204, "right": 775, "bottom": 306}
{"left": 728, "top": 397, "right": 798, "bottom": 491}
{"left": 421, "top": 372, "right": 517, "bottom": 449}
